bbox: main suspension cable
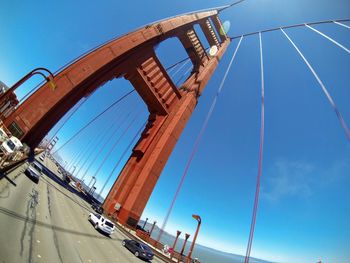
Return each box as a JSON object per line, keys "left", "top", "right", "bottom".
{"left": 281, "top": 28, "right": 350, "bottom": 141}
{"left": 244, "top": 32, "right": 265, "bottom": 263}
{"left": 157, "top": 37, "right": 244, "bottom": 242}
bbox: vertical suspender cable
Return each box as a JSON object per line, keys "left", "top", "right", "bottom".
{"left": 333, "top": 21, "right": 350, "bottom": 29}
{"left": 171, "top": 59, "right": 191, "bottom": 79}
{"left": 70, "top": 132, "right": 100, "bottom": 174}
{"left": 98, "top": 121, "right": 147, "bottom": 197}
{"left": 281, "top": 28, "right": 350, "bottom": 141}
{"left": 89, "top": 110, "right": 141, "bottom": 181}
{"left": 305, "top": 24, "right": 350, "bottom": 53}
{"left": 244, "top": 32, "right": 265, "bottom": 263}
{"left": 75, "top": 120, "right": 120, "bottom": 178}
{"left": 52, "top": 89, "right": 135, "bottom": 155}
{"left": 47, "top": 97, "right": 88, "bottom": 148}
{"left": 79, "top": 110, "right": 133, "bottom": 181}
{"left": 157, "top": 36, "right": 244, "bottom": 242}
{"left": 74, "top": 108, "right": 126, "bottom": 177}
{"left": 175, "top": 65, "right": 193, "bottom": 86}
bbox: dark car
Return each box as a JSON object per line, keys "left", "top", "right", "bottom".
{"left": 122, "top": 239, "right": 154, "bottom": 260}
{"left": 91, "top": 202, "right": 104, "bottom": 214}
{"left": 24, "top": 161, "right": 43, "bottom": 183}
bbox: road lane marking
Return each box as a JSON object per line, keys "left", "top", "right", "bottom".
{"left": 36, "top": 240, "right": 40, "bottom": 243}
{"left": 37, "top": 254, "right": 41, "bottom": 258}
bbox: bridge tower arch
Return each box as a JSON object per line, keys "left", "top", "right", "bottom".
{"left": 4, "top": 9, "right": 230, "bottom": 227}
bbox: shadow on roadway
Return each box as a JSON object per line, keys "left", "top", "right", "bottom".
{"left": 40, "top": 175, "right": 91, "bottom": 212}
{"left": 0, "top": 206, "right": 123, "bottom": 241}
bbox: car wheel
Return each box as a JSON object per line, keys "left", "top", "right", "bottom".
{"left": 134, "top": 251, "right": 139, "bottom": 257}
{"left": 122, "top": 241, "right": 126, "bottom": 246}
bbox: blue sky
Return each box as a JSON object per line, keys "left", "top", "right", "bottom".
{"left": 1, "top": 0, "right": 350, "bottom": 262}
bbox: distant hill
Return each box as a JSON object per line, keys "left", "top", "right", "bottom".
{"left": 138, "top": 220, "right": 275, "bottom": 263}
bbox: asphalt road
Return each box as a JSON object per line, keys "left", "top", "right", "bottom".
{"left": 0, "top": 155, "right": 164, "bottom": 263}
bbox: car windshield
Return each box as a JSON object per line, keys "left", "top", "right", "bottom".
{"left": 95, "top": 214, "right": 101, "bottom": 219}
{"left": 32, "top": 162, "right": 42, "bottom": 171}
{"left": 6, "top": 140, "right": 16, "bottom": 151}
{"left": 140, "top": 243, "right": 152, "bottom": 252}
{"left": 105, "top": 221, "right": 114, "bottom": 228}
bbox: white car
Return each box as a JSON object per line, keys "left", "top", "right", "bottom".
{"left": 69, "top": 181, "right": 79, "bottom": 190}
{"left": 39, "top": 155, "right": 45, "bottom": 161}
{"left": 88, "top": 213, "right": 115, "bottom": 235}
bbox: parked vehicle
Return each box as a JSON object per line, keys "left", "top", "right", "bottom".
{"left": 88, "top": 213, "right": 115, "bottom": 235}
{"left": 0, "top": 136, "right": 23, "bottom": 155}
{"left": 24, "top": 161, "right": 43, "bottom": 183}
{"left": 91, "top": 202, "right": 104, "bottom": 214}
{"left": 69, "top": 181, "right": 79, "bottom": 190}
{"left": 0, "top": 128, "right": 8, "bottom": 142}
{"left": 39, "top": 154, "right": 45, "bottom": 161}
{"left": 122, "top": 239, "right": 154, "bottom": 260}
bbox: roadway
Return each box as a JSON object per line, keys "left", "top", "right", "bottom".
{"left": 0, "top": 155, "right": 164, "bottom": 263}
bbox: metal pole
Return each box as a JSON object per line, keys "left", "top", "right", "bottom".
{"left": 187, "top": 215, "right": 201, "bottom": 262}
{"left": 142, "top": 218, "right": 148, "bottom": 230}
{"left": 180, "top": 233, "right": 190, "bottom": 255}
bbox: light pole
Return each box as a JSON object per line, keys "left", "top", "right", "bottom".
{"left": 149, "top": 221, "right": 157, "bottom": 236}
{"left": 180, "top": 233, "right": 190, "bottom": 255}
{"left": 0, "top": 67, "right": 55, "bottom": 112}
{"left": 171, "top": 230, "right": 182, "bottom": 257}
{"left": 187, "top": 215, "right": 202, "bottom": 263}
{"left": 142, "top": 217, "right": 149, "bottom": 230}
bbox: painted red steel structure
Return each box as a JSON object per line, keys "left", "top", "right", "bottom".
{"left": 4, "top": 9, "right": 230, "bottom": 227}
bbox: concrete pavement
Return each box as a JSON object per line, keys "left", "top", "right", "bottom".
{"left": 0, "top": 155, "right": 164, "bottom": 263}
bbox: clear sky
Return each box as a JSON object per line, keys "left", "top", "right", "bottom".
{"left": 1, "top": 0, "right": 350, "bottom": 262}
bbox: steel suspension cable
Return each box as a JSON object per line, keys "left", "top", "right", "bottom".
{"left": 175, "top": 65, "right": 193, "bottom": 86}
{"left": 333, "top": 21, "right": 350, "bottom": 29}
{"left": 69, "top": 130, "right": 103, "bottom": 174}
{"left": 73, "top": 107, "right": 127, "bottom": 176}
{"left": 74, "top": 120, "right": 121, "bottom": 178}
{"left": 52, "top": 89, "right": 135, "bottom": 154}
{"left": 89, "top": 110, "right": 141, "bottom": 182}
{"left": 244, "top": 32, "right": 265, "bottom": 263}
{"left": 157, "top": 36, "right": 244, "bottom": 242}
{"left": 79, "top": 110, "right": 134, "bottom": 181}
{"left": 229, "top": 18, "right": 350, "bottom": 40}
{"left": 281, "top": 28, "right": 350, "bottom": 141}
{"left": 305, "top": 24, "right": 350, "bottom": 53}
{"left": 171, "top": 59, "right": 191, "bottom": 79}
{"left": 98, "top": 121, "right": 146, "bottom": 197}
{"left": 48, "top": 97, "right": 88, "bottom": 147}
{"left": 67, "top": 135, "right": 96, "bottom": 172}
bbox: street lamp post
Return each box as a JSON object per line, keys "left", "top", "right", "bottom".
{"left": 180, "top": 233, "right": 190, "bottom": 255}
{"left": 171, "top": 230, "right": 182, "bottom": 258}
{"left": 149, "top": 221, "right": 157, "bottom": 236}
{"left": 0, "top": 67, "right": 55, "bottom": 119}
{"left": 142, "top": 217, "right": 149, "bottom": 230}
{"left": 187, "top": 215, "right": 202, "bottom": 263}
